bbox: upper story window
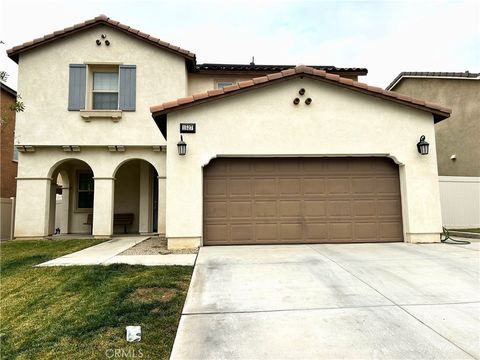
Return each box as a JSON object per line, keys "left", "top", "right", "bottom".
{"left": 92, "top": 71, "right": 119, "bottom": 110}
{"left": 68, "top": 64, "right": 136, "bottom": 112}
{"left": 216, "top": 81, "right": 234, "bottom": 89}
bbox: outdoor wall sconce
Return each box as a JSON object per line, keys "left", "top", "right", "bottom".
{"left": 293, "top": 98, "right": 300, "bottom": 105}
{"left": 305, "top": 98, "right": 312, "bottom": 105}
{"left": 417, "top": 135, "right": 429, "bottom": 155}
{"left": 177, "top": 135, "right": 187, "bottom": 156}
{"left": 299, "top": 88, "right": 306, "bottom": 96}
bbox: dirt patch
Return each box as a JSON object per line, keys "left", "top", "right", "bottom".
{"left": 127, "top": 287, "right": 177, "bottom": 304}
{"left": 119, "top": 236, "right": 198, "bottom": 255}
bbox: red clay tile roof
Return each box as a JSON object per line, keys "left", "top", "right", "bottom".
{"left": 150, "top": 65, "right": 451, "bottom": 122}
{"left": 6, "top": 14, "right": 196, "bottom": 63}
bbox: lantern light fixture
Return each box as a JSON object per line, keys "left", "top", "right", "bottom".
{"left": 416, "top": 135, "right": 429, "bottom": 155}
{"left": 177, "top": 135, "right": 187, "bottom": 156}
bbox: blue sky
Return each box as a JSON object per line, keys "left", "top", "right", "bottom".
{"left": 1, "top": 0, "right": 478, "bottom": 89}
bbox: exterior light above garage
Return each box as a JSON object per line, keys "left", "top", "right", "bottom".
{"left": 417, "top": 135, "right": 429, "bottom": 155}
{"left": 177, "top": 135, "right": 187, "bottom": 156}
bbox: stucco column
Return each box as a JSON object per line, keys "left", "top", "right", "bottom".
{"left": 59, "top": 187, "right": 70, "bottom": 233}
{"left": 48, "top": 182, "right": 57, "bottom": 235}
{"left": 138, "top": 162, "right": 151, "bottom": 234}
{"left": 92, "top": 177, "right": 114, "bottom": 238}
{"left": 14, "top": 178, "right": 52, "bottom": 238}
{"left": 157, "top": 176, "right": 166, "bottom": 236}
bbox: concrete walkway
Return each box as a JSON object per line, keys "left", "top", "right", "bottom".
{"left": 37, "top": 237, "right": 197, "bottom": 266}
{"left": 172, "top": 241, "right": 480, "bottom": 359}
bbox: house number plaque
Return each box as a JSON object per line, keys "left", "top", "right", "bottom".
{"left": 180, "top": 123, "right": 196, "bottom": 133}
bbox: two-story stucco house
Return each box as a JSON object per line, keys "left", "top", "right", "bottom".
{"left": 8, "top": 15, "right": 451, "bottom": 249}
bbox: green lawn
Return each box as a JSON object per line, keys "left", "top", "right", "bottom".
{"left": 451, "top": 228, "right": 480, "bottom": 234}
{"left": 0, "top": 239, "right": 192, "bottom": 359}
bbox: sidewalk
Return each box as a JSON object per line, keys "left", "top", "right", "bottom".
{"left": 37, "top": 236, "right": 197, "bottom": 266}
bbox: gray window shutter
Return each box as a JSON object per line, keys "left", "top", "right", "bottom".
{"left": 68, "top": 64, "right": 86, "bottom": 110}
{"left": 119, "top": 65, "right": 136, "bottom": 111}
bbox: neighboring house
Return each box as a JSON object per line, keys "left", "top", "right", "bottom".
{"left": 386, "top": 72, "right": 480, "bottom": 228}
{"left": 7, "top": 15, "right": 451, "bottom": 248}
{"left": 1, "top": 82, "right": 18, "bottom": 240}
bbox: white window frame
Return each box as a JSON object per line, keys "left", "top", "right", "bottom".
{"left": 87, "top": 65, "right": 120, "bottom": 111}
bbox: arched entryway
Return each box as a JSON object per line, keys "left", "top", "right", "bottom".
{"left": 113, "top": 159, "right": 159, "bottom": 234}
{"left": 47, "top": 158, "right": 95, "bottom": 235}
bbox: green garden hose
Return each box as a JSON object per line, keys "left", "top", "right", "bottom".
{"left": 441, "top": 227, "right": 471, "bottom": 245}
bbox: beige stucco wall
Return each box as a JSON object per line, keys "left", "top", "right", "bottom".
{"left": 166, "top": 77, "right": 443, "bottom": 248}
{"left": 188, "top": 74, "right": 257, "bottom": 94}
{"left": 14, "top": 147, "right": 166, "bottom": 238}
{"left": 15, "top": 24, "right": 188, "bottom": 147}
{"left": 393, "top": 78, "right": 479, "bottom": 177}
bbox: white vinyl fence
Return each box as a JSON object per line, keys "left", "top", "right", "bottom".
{"left": 439, "top": 176, "right": 480, "bottom": 228}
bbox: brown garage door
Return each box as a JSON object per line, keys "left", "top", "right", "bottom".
{"left": 203, "top": 157, "right": 403, "bottom": 245}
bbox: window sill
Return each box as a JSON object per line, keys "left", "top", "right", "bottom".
{"left": 80, "top": 110, "right": 122, "bottom": 122}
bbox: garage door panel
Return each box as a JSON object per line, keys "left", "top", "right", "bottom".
{"left": 204, "top": 224, "right": 228, "bottom": 242}
{"left": 279, "top": 179, "right": 301, "bottom": 195}
{"left": 304, "top": 200, "right": 327, "bottom": 216}
{"left": 205, "top": 179, "right": 227, "bottom": 196}
{"left": 255, "top": 201, "right": 277, "bottom": 217}
{"left": 230, "top": 224, "right": 253, "bottom": 241}
{"left": 256, "top": 223, "right": 278, "bottom": 241}
{"left": 377, "top": 199, "right": 402, "bottom": 216}
{"left": 204, "top": 158, "right": 402, "bottom": 245}
{"left": 279, "top": 200, "right": 302, "bottom": 217}
{"left": 205, "top": 201, "right": 228, "bottom": 219}
{"left": 327, "top": 178, "right": 351, "bottom": 194}
{"left": 229, "top": 161, "right": 252, "bottom": 174}
{"left": 379, "top": 222, "right": 403, "bottom": 240}
{"left": 230, "top": 201, "right": 252, "bottom": 218}
{"left": 355, "top": 222, "right": 378, "bottom": 240}
{"left": 278, "top": 161, "right": 302, "bottom": 173}
{"left": 352, "top": 178, "right": 376, "bottom": 194}
{"left": 327, "top": 201, "right": 352, "bottom": 217}
{"left": 350, "top": 158, "right": 377, "bottom": 172}
{"left": 305, "top": 223, "right": 328, "bottom": 240}
{"left": 254, "top": 179, "right": 277, "bottom": 195}
{"left": 303, "top": 178, "right": 326, "bottom": 195}
{"left": 353, "top": 200, "right": 376, "bottom": 216}
{"left": 230, "top": 179, "right": 252, "bottom": 196}
{"left": 376, "top": 178, "right": 400, "bottom": 194}
{"left": 329, "top": 223, "right": 353, "bottom": 240}
{"left": 280, "top": 223, "right": 303, "bottom": 240}
{"left": 326, "top": 160, "right": 350, "bottom": 173}
{"left": 253, "top": 161, "right": 276, "bottom": 173}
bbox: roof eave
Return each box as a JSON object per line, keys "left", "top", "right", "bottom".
{"left": 6, "top": 17, "right": 196, "bottom": 64}
{"left": 151, "top": 71, "right": 451, "bottom": 122}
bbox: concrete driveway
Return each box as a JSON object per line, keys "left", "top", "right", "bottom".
{"left": 171, "top": 241, "right": 480, "bottom": 359}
